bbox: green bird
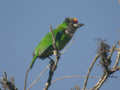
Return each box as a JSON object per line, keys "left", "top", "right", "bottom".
{"left": 24, "top": 17, "right": 84, "bottom": 90}
{"left": 30, "top": 17, "right": 84, "bottom": 69}
{"left": 30, "top": 18, "right": 84, "bottom": 69}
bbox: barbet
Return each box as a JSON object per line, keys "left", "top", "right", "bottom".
{"left": 24, "top": 17, "right": 84, "bottom": 90}
{"left": 30, "top": 17, "right": 84, "bottom": 69}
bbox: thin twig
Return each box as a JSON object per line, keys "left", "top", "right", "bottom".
{"left": 24, "top": 67, "right": 31, "bottom": 90}
{"left": 107, "top": 44, "right": 116, "bottom": 62}
{"left": 52, "top": 74, "right": 120, "bottom": 85}
{"left": 0, "top": 72, "right": 17, "bottom": 90}
{"left": 27, "top": 64, "right": 50, "bottom": 90}
{"left": 92, "top": 66, "right": 120, "bottom": 90}
{"left": 91, "top": 44, "right": 115, "bottom": 90}
{"left": 50, "top": 25, "right": 58, "bottom": 53}
{"left": 91, "top": 42, "right": 120, "bottom": 90}
{"left": 113, "top": 42, "right": 120, "bottom": 68}
{"left": 52, "top": 75, "right": 99, "bottom": 85}
{"left": 44, "top": 25, "right": 60, "bottom": 90}
{"left": 91, "top": 72, "right": 108, "bottom": 90}
{"left": 110, "top": 66, "right": 120, "bottom": 73}
{"left": 83, "top": 54, "right": 100, "bottom": 90}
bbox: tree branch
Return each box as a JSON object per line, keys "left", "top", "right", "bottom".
{"left": 44, "top": 25, "right": 60, "bottom": 90}
{"left": 91, "top": 41, "right": 120, "bottom": 90}
{"left": 83, "top": 54, "right": 100, "bottom": 90}
{"left": 0, "top": 72, "right": 17, "bottom": 90}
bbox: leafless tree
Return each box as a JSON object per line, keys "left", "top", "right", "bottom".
{"left": 0, "top": 26, "right": 120, "bottom": 90}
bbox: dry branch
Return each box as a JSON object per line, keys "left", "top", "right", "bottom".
{"left": 91, "top": 41, "right": 120, "bottom": 90}
{"left": 0, "top": 72, "right": 17, "bottom": 90}
{"left": 27, "top": 64, "right": 50, "bottom": 90}
{"left": 44, "top": 25, "right": 60, "bottom": 90}
{"left": 83, "top": 40, "right": 120, "bottom": 90}
{"left": 83, "top": 54, "right": 100, "bottom": 90}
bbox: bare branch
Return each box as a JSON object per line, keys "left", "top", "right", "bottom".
{"left": 52, "top": 75, "right": 100, "bottom": 85}
{"left": 92, "top": 72, "right": 108, "bottom": 90}
{"left": 24, "top": 67, "right": 31, "bottom": 90}
{"left": 0, "top": 72, "right": 17, "bottom": 90}
{"left": 83, "top": 54, "right": 100, "bottom": 90}
{"left": 44, "top": 25, "right": 60, "bottom": 90}
{"left": 27, "top": 64, "right": 50, "bottom": 90}
{"left": 113, "top": 48, "right": 120, "bottom": 68}
{"left": 91, "top": 41, "right": 120, "bottom": 90}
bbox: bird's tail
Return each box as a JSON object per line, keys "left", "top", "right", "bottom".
{"left": 30, "top": 55, "right": 38, "bottom": 69}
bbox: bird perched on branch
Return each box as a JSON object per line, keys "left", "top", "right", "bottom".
{"left": 24, "top": 17, "right": 84, "bottom": 90}
{"left": 30, "top": 17, "right": 84, "bottom": 69}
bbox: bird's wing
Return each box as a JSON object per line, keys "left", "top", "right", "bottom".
{"left": 55, "top": 30, "right": 64, "bottom": 41}
{"left": 34, "top": 28, "right": 66, "bottom": 57}
{"left": 34, "top": 32, "right": 53, "bottom": 57}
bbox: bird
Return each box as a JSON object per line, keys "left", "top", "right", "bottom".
{"left": 30, "top": 17, "right": 84, "bottom": 69}
{"left": 24, "top": 17, "right": 84, "bottom": 90}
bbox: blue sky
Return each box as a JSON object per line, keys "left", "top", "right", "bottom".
{"left": 0, "top": 0, "right": 120, "bottom": 90}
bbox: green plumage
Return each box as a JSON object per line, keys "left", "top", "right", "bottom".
{"left": 30, "top": 17, "right": 84, "bottom": 69}
{"left": 34, "top": 22, "right": 69, "bottom": 58}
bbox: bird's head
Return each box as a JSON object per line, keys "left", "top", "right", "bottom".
{"left": 63, "top": 17, "right": 84, "bottom": 36}
{"left": 64, "top": 17, "right": 84, "bottom": 29}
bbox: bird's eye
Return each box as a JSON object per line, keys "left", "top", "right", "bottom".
{"left": 73, "top": 18, "right": 78, "bottom": 23}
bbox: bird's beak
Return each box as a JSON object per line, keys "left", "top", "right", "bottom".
{"left": 73, "top": 23, "right": 84, "bottom": 28}
{"left": 78, "top": 23, "right": 84, "bottom": 27}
